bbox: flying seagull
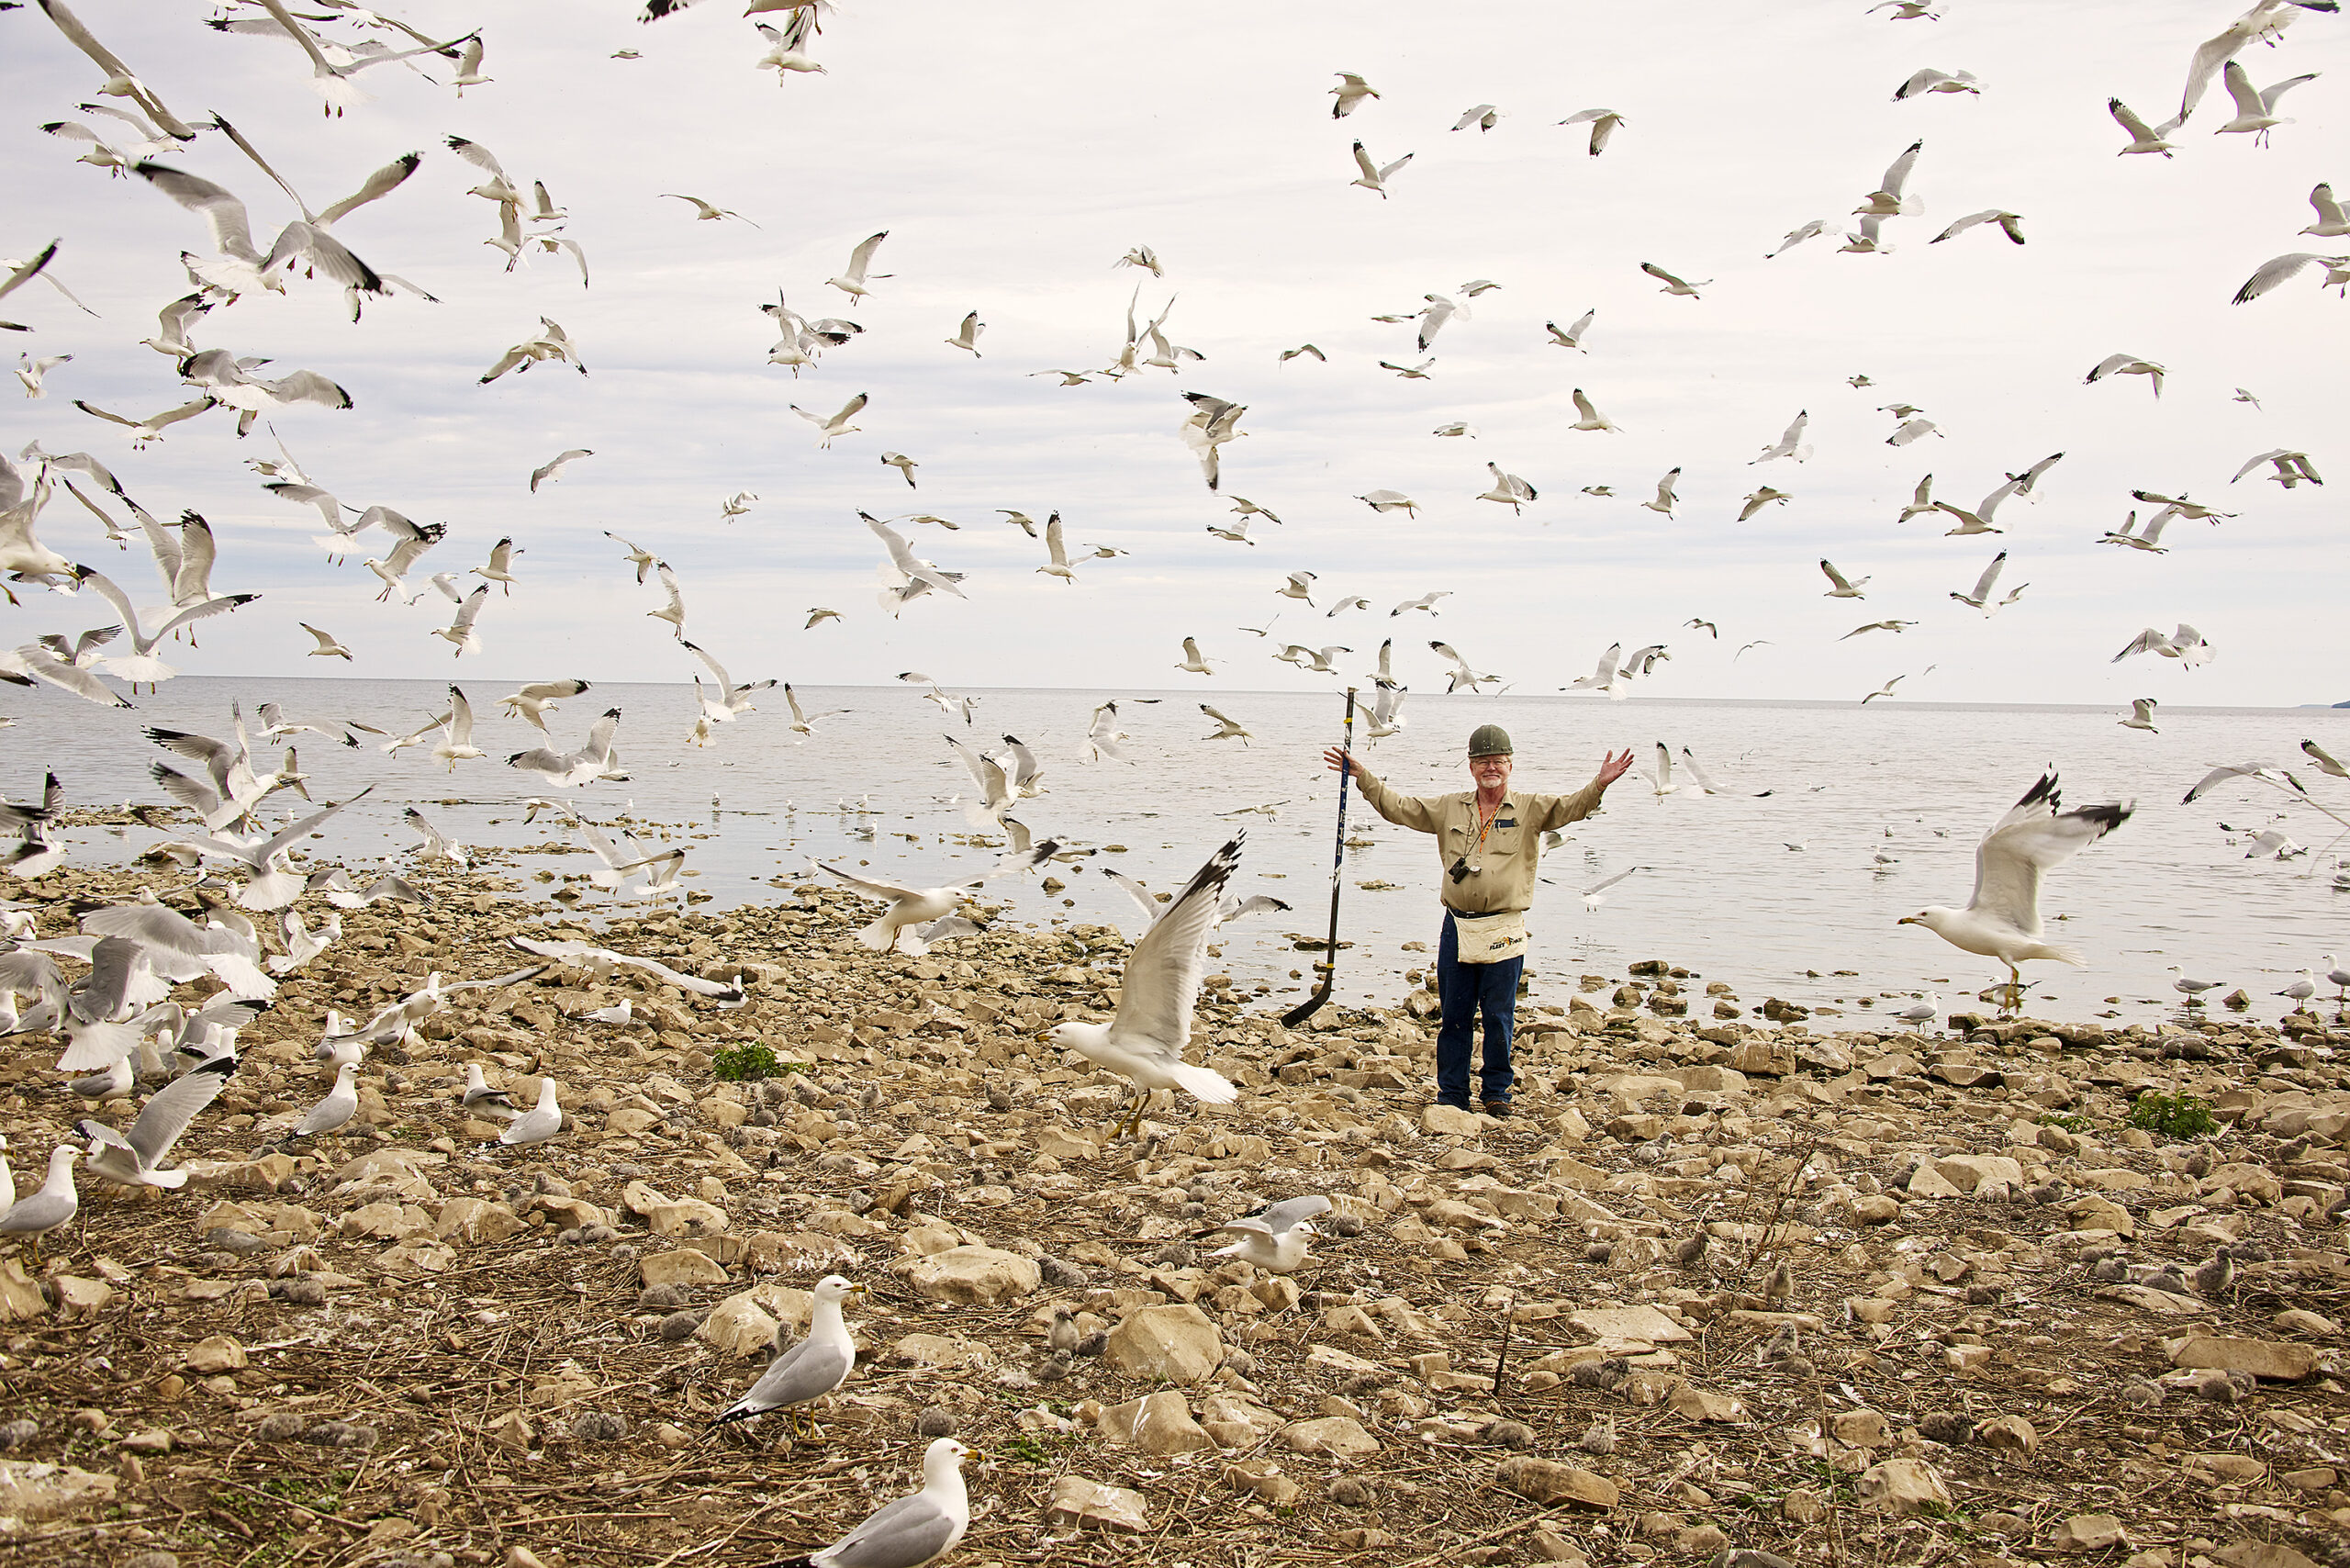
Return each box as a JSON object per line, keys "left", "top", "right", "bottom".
{"left": 1047, "top": 837, "right": 1245, "bottom": 1139}
{"left": 1898, "top": 773, "right": 2132, "bottom": 1009}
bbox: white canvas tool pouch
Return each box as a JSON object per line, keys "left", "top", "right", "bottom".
{"left": 1452, "top": 910, "right": 1528, "bottom": 965}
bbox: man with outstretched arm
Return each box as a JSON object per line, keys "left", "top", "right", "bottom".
{"left": 1325, "top": 725, "right": 1634, "bottom": 1117}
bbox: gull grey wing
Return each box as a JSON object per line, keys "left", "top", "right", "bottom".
{"left": 719, "top": 1334, "right": 853, "bottom": 1420}
{"left": 1105, "top": 836, "right": 1242, "bottom": 1057}
{"left": 820, "top": 1494, "right": 958, "bottom": 1568}
{"left": 122, "top": 1054, "right": 234, "bottom": 1165}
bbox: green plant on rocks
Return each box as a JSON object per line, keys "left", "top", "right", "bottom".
{"left": 711, "top": 1041, "right": 800, "bottom": 1081}
{"left": 2127, "top": 1091, "right": 2217, "bottom": 1139}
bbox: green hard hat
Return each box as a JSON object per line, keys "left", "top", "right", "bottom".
{"left": 1467, "top": 723, "right": 1513, "bottom": 757}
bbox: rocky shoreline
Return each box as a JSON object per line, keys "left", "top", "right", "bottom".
{"left": 2, "top": 849, "right": 2347, "bottom": 1568}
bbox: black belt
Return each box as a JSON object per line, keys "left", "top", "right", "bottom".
{"left": 1449, "top": 908, "right": 1512, "bottom": 920}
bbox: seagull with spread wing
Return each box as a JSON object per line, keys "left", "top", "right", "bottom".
{"left": 1348, "top": 140, "right": 1413, "bottom": 196}
{"left": 1951, "top": 551, "right": 2027, "bottom": 615}
{"left": 1899, "top": 773, "right": 2132, "bottom": 1010}
{"left": 1048, "top": 837, "right": 1244, "bottom": 1139}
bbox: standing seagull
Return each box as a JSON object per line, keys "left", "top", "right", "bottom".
{"left": 1048, "top": 838, "right": 1245, "bottom": 1138}
{"left": 0, "top": 1147, "right": 79, "bottom": 1260}
{"left": 712, "top": 1273, "right": 862, "bottom": 1432}
{"left": 796, "top": 1439, "right": 973, "bottom": 1568}
{"left": 1898, "top": 774, "right": 2132, "bottom": 1010}
{"left": 500, "top": 1076, "right": 563, "bottom": 1145}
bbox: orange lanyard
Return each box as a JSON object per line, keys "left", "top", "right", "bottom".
{"left": 1471, "top": 795, "right": 1504, "bottom": 853}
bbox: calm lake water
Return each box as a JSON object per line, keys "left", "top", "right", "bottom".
{"left": 6, "top": 676, "right": 2345, "bottom": 1025}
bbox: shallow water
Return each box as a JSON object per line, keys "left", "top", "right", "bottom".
{"left": 6, "top": 675, "right": 2345, "bottom": 1024}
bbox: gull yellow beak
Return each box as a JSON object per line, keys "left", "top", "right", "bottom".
{"left": 1895, "top": 915, "right": 1918, "bottom": 925}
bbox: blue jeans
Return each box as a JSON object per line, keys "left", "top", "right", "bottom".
{"left": 1437, "top": 913, "right": 1520, "bottom": 1105}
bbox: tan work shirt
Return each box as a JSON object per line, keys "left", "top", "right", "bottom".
{"left": 1355, "top": 772, "right": 1605, "bottom": 916}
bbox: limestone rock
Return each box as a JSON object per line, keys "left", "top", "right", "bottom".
{"left": 488, "top": 1410, "right": 533, "bottom": 1451}
{"left": 2052, "top": 1514, "right": 2128, "bottom": 1551}
{"left": 1044, "top": 1475, "right": 1149, "bottom": 1532}
{"left": 1833, "top": 1409, "right": 1889, "bottom": 1447}
{"left": 1100, "top": 1392, "right": 1214, "bottom": 1455}
{"left": 2166, "top": 1336, "right": 2315, "bottom": 1383}
{"left": 432, "top": 1197, "right": 524, "bottom": 1247}
{"left": 1034, "top": 1126, "right": 1099, "bottom": 1161}
{"left": 889, "top": 1333, "right": 990, "bottom": 1369}
{"left": 1279, "top": 1416, "right": 1380, "bottom": 1456}
{"left": 697, "top": 1294, "right": 780, "bottom": 1358}
{"left": 184, "top": 1335, "right": 247, "bottom": 1373}
{"left": 1973, "top": 1414, "right": 2036, "bottom": 1452}
{"left": 1495, "top": 1457, "right": 1619, "bottom": 1510}
{"left": 2213, "top": 1544, "right": 2322, "bottom": 1568}
{"left": 1936, "top": 1153, "right": 2026, "bottom": 1193}
{"left": 1857, "top": 1458, "right": 1951, "bottom": 1514}
{"left": 893, "top": 1245, "right": 1040, "bottom": 1305}
{"left": 1667, "top": 1064, "right": 1747, "bottom": 1093}
{"left": 1667, "top": 1383, "right": 1748, "bottom": 1423}
{"left": 1906, "top": 1162, "right": 1965, "bottom": 1199}
{"left": 1423, "top": 1103, "right": 1484, "bottom": 1136}
{"left": 1220, "top": 1461, "right": 1301, "bottom": 1506}
{"left": 1103, "top": 1304, "right": 1224, "bottom": 1383}
{"left": 640, "top": 1249, "right": 729, "bottom": 1288}
{"left": 0, "top": 1260, "right": 47, "bottom": 1322}
{"left": 1571, "top": 1305, "right": 1690, "bottom": 1350}
{"left": 646, "top": 1198, "right": 731, "bottom": 1238}
{"left": 50, "top": 1276, "right": 112, "bottom": 1318}
{"left": 0, "top": 1459, "right": 118, "bottom": 1523}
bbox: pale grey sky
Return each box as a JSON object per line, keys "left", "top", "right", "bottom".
{"left": 5, "top": 0, "right": 2345, "bottom": 714}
